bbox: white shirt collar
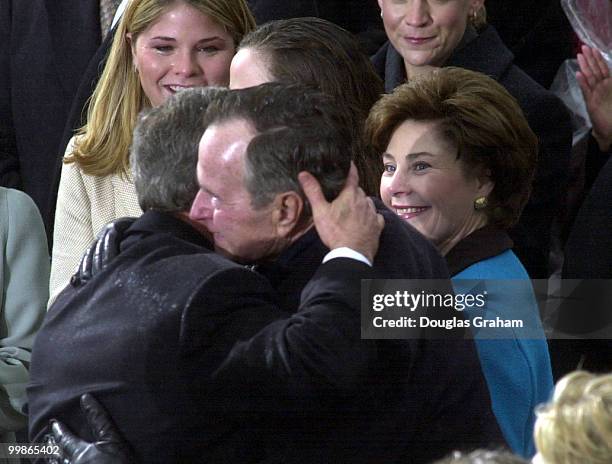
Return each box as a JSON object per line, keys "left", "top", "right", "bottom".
{"left": 111, "top": 0, "right": 129, "bottom": 30}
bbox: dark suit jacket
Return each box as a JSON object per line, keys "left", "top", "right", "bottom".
{"left": 372, "top": 25, "right": 573, "bottom": 279}
{"left": 486, "top": 0, "right": 575, "bottom": 88}
{"left": 215, "top": 203, "right": 507, "bottom": 464}
{"left": 0, "top": 0, "right": 101, "bottom": 230}
{"left": 551, "top": 154, "right": 612, "bottom": 378}
{"left": 564, "top": 150, "right": 612, "bottom": 280}
{"left": 28, "top": 211, "right": 374, "bottom": 463}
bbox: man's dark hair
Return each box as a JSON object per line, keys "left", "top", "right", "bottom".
{"left": 131, "top": 87, "right": 228, "bottom": 212}
{"left": 204, "top": 83, "right": 353, "bottom": 216}
{"left": 239, "top": 17, "right": 384, "bottom": 195}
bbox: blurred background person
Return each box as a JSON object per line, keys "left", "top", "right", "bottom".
{"left": 0, "top": 187, "right": 49, "bottom": 459}
{"left": 49, "top": 0, "right": 255, "bottom": 305}
{"left": 372, "top": 0, "right": 572, "bottom": 279}
{"left": 229, "top": 17, "right": 384, "bottom": 194}
{"left": 366, "top": 67, "right": 553, "bottom": 457}
{"left": 534, "top": 370, "right": 612, "bottom": 464}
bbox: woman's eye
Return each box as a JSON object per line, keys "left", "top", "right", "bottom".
{"left": 413, "top": 162, "right": 430, "bottom": 172}
{"left": 383, "top": 163, "right": 396, "bottom": 174}
{"left": 154, "top": 45, "right": 173, "bottom": 53}
{"left": 198, "top": 46, "right": 219, "bottom": 53}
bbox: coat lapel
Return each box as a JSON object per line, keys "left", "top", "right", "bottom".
{"left": 446, "top": 25, "right": 514, "bottom": 80}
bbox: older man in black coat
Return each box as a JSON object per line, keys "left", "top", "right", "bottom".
{"left": 28, "top": 87, "right": 383, "bottom": 463}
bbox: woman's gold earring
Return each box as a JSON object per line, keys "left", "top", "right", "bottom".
{"left": 380, "top": 10, "right": 383, "bottom": 18}
{"left": 474, "top": 196, "right": 488, "bottom": 210}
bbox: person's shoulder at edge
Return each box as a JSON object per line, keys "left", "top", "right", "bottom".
{"left": 1, "top": 187, "right": 48, "bottom": 249}
{"left": 1, "top": 186, "right": 41, "bottom": 212}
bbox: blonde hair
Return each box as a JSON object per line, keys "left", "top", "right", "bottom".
{"left": 67, "top": 0, "right": 255, "bottom": 177}
{"left": 534, "top": 371, "right": 612, "bottom": 464}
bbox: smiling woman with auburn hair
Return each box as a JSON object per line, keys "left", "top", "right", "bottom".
{"left": 367, "top": 66, "right": 553, "bottom": 459}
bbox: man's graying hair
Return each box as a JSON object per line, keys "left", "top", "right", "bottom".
{"left": 203, "top": 83, "right": 353, "bottom": 215}
{"left": 131, "top": 87, "right": 228, "bottom": 212}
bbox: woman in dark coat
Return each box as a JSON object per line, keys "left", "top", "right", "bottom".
{"left": 372, "top": 0, "right": 573, "bottom": 279}
{"left": 366, "top": 67, "right": 554, "bottom": 457}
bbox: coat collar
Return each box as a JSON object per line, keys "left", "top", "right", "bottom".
{"left": 274, "top": 227, "right": 322, "bottom": 267}
{"left": 445, "top": 225, "right": 513, "bottom": 276}
{"left": 245, "top": 227, "right": 326, "bottom": 292}
{"left": 123, "top": 210, "right": 214, "bottom": 251}
{"left": 445, "top": 25, "right": 514, "bottom": 79}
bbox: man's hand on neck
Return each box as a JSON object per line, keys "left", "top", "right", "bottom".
{"left": 298, "top": 163, "right": 384, "bottom": 264}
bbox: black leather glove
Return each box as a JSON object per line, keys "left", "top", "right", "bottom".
{"left": 71, "top": 217, "right": 136, "bottom": 286}
{"left": 47, "top": 393, "right": 134, "bottom": 464}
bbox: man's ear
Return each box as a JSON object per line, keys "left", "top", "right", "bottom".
{"left": 272, "top": 191, "right": 304, "bottom": 237}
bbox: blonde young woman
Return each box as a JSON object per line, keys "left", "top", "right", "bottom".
{"left": 49, "top": 0, "right": 254, "bottom": 304}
